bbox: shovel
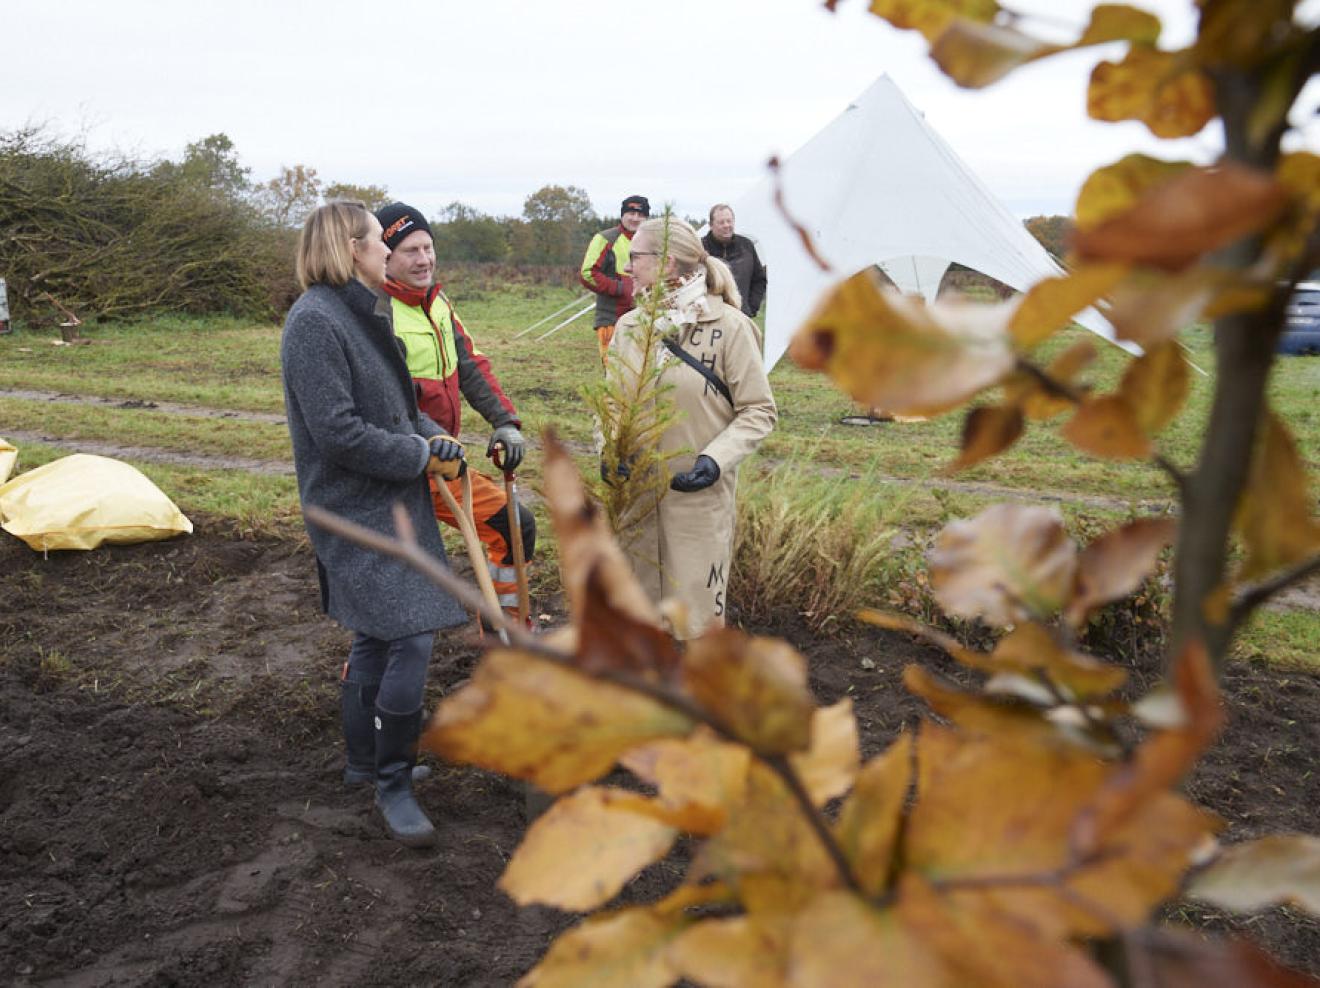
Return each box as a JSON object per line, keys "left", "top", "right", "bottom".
{"left": 491, "top": 442, "right": 531, "bottom": 629}
{"left": 432, "top": 456, "right": 510, "bottom": 646}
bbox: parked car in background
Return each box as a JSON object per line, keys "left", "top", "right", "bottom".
{"left": 1278, "top": 280, "right": 1320, "bottom": 355}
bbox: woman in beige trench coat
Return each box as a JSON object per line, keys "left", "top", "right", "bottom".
{"left": 607, "top": 216, "right": 778, "bottom": 638}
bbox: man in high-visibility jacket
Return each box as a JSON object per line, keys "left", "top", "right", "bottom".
{"left": 374, "top": 201, "right": 536, "bottom": 622}
{"left": 580, "top": 194, "right": 649, "bottom": 361}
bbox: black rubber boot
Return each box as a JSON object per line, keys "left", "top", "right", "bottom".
{"left": 341, "top": 682, "right": 431, "bottom": 787}
{"left": 374, "top": 706, "right": 438, "bottom": 848}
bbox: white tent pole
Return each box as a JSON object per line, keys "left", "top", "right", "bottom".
{"left": 534, "top": 302, "right": 596, "bottom": 341}
{"left": 513, "top": 294, "right": 593, "bottom": 339}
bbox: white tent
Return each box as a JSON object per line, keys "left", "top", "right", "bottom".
{"left": 732, "top": 74, "right": 1127, "bottom": 370}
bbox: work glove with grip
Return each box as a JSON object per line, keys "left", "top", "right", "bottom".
{"left": 427, "top": 434, "right": 466, "bottom": 480}
{"left": 670, "top": 454, "right": 720, "bottom": 493}
{"left": 487, "top": 425, "right": 526, "bottom": 474}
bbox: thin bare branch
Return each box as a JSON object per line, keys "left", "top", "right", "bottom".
{"left": 1227, "top": 551, "right": 1320, "bottom": 634}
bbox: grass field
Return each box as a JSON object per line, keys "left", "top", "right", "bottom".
{"left": 3, "top": 283, "right": 1319, "bottom": 664}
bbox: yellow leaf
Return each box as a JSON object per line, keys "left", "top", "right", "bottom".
{"left": 518, "top": 906, "right": 685, "bottom": 988}
{"left": 669, "top": 915, "right": 789, "bottom": 988}
{"left": 787, "top": 890, "right": 953, "bottom": 986}
{"left": 1088, "top": 47, "right": 1216, "bottom": 138}
{"left": 903, "top": 666, "right": 1070, "bottom": 746}
{"left": 1075, "top": 154, "right": 1193, "bottom": 231}
{"left": 681, "top": 629, "right": 816, "bottom": 754}
{"left": 1235, "top": 410, "right": 1320, "bottom": 580}
{"left": 1003, "top": 341, "right": 1096, "bottom": 420}
{"left": 1072, "top": 163, "right": 1288, "bottom": 272}
{"left": 1009, "top": 264, "right": 1127, "bottom": 347}
{"left": 1066, "top": 517, "right": 1178, "bottom": 628}
{"left": 789, "top": 699, "right": 860, "bottom": 807}
{"left": 1077, "top": 4, "right": 1161, "bottom": 46}
{"left": 1105, "top": 267, "right": 1228, "bottom": 347}
{"left": 931, "top": 20, "right": 1056, "bottom": 88}
{"left": 424, "top": 649, "right": 693, "bottom": 794}
{"left": 988, "top": 623, "right": 1127, "bottom": 698}
{"left": 943, "top": 404, "right": 1024, "bottom": 474}
{"left": 1119, "top": 340, "right": 1190, "bottom": 434}
{"left": 1062, "top": 395, "right": 1152, "bottom": 459}
{"left": 928, "top": 503, "right": 1078, "bottom": 625}
{"left": 867, "top": 0, "right": 999, "bottom": 44}
{"left": 621, "top": 732, "right": 751, "bottom": 836}
{"left": 499, "top": 787, "right": 678, "bottom": 910}
{"left": 836, "top": 732, "right": 913, "bottom": 896}
{"left": 541, "top": 432, "right": 659, "bottom": 628}
{"left": 1270, "top": 151, "right": 1320, "bottom": 263}
{"left": 1188, "top": 834, "right": 1320, "bottom": 916}
{"left": 790, "top": 269, "right": 1016, "bottom": 418}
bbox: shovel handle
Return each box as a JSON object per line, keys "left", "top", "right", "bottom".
{"left": 435, "top": 472, "right": 508, "bottom": 644}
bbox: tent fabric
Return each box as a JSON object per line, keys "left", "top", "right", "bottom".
{"left": 732, "top": 74, "right": 1127, "bottom": 370}
{"left": 0, "top": 453, "right": 192, "bottom": 551}
{"left": 0, "top": 437, "right": 15, "bottom": 485}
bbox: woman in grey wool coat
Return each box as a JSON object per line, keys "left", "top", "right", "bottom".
{"left": 281, "top": 200, "right": 467, "bottom": 848}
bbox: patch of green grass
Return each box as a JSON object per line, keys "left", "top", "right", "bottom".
{"left": 1233, "top": 609, "right": 1320, "bottom": 670}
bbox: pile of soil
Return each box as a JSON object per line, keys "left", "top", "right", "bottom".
{"left": 1, "top": 524, "right": 1317, "bottom": 986}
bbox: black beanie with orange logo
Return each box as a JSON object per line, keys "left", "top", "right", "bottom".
{"left": 376, "top": 202, "right": 433, "bottom": 250}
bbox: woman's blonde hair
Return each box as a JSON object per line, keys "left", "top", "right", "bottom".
{"left": 637, "top": 215, "right": 741, "bottom": 310}
{"left": 295, "top": 200, "right": 373, "bottom": 291}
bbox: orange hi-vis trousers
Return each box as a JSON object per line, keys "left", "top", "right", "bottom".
{"left": 429, "top": 470, "right": 536, "bottom": 611}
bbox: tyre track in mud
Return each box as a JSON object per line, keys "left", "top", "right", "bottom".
{"left": 2, "top": 387, "right": 1171, "bottom": 512}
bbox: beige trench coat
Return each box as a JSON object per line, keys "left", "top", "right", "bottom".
{"left": 609, "top": 294, "right": 777, "bottom": 638}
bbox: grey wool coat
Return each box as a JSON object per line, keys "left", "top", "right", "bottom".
{"left": 281, "top": 279, "right": 467, "bottom": 640}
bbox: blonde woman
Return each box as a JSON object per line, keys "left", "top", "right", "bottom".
{"left": 610, "top": 215, "right": 778, "bottom": 638}
{"left": 281, "top": 201, "right": 465, "bottom": 848}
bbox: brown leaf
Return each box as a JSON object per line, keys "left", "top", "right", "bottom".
{"left": 578, "top": 566, "right": 681, "bottom": 680}
{"left": 1009, "top": 264, "right": 1128, "bottom": 348}
{"left": 621, "top": 731, "right": 751, "bottom": 836}
{"left": 1066, "top": 517, "right": 1177, "bottom": 628}
{"left": 1075, "top": 154, "right": 1194, "bottom": 230}
{"left": 836, "top": 732, "right": 914, "bottom": 896}
{"left": 541, "top": 431, "right": 658, "bottom": 627}
{"left": 1072, "top": 162, "right": 1288, "bottom": 271}
{"left": 790, "top": 268, "right": 1017, "bottom": 418}
{"left": 1120, "top": 340, "right": 1191, "bottom": 434}
{"left": 1194, "top": 0, "right": 1299, "bottom": 70}
{"left": 857, "top": 609, "right": 986, "bottom": 668}
{"left": 988, "top": 623, "right": 1128, "bottom": 699}
{"left": 786, "top": 890, "right": 952, "bottom": 986}
{"left": 1062, "top": 395, "right": 1152, "bottom": 459}
{"left": 931, "top": 19, "right": 1056, "bottom": 88}
{"left": 867, "top": 0, "right": 1000, "bottom": 44}
{"left": 669, "top": 915, "right": 790, "bottom": 988}
{"left": 1002, "top": 341, "right": 1096, "bottom": 420}
{"left": 789, "top": 699, "right": 860, "bottom": 806}
{"left": 1077, "top": 4, "right": 1161, "bottom": 46}
{"left": 1235, "top": 410, "right": 1320, "bottom": 580}
{"left": 904, "top": 666, "right": 1072, "bottom": 746}
{"left": 928, "top": 503, "right": 1078, "bottom": 625}
{"left": 943, "top": 404, "right": 1024, "bottom": 474}
{"left": 499, "top": 786, "right": 678, "bottom": 910}
{"left": 1106, "top": 266, "right": 1231, "bottom": 347}
{"left": 1269, "top": 152, "right": 1320, "bottom": 261}
{"left": 1088, "top": 47, "right": 1216, "bottom": 139}
{"left": 424, "top": 649, "right": 693, "bottom": 794}
{"left": 1123, "top": 927, "right": 1320, "bottom": 988}
{"left": 681, "top": 629, "right": 816, "bottom": 754}
{"left": 517, "top": 906, "right": 685, "bottom": 988}
{"left": 1188, "top": 834, "right": 1320, "bottom": 916}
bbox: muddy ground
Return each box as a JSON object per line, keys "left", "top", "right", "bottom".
{"left": 1, "top": 522, "right": 1318, "bottom": 986}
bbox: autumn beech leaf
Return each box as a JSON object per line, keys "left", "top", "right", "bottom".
{"left": 1119, "top": 341, "right": 1190, "bottom": 434}
{"left": 620, "top": 732, "right": 751, "bottom": 836}
{"left": 1088, "top": 47, "right": 1216, "bottom": 138}
{"left": 987, "top": 622, "right": 1128, "bottom": 698}
{"left": 903, "top": 666, "right": 1073, "bottom": 747}
{"left": 1002, "top": 341, "right": 1096, "bottom": 421}
{"left": 669, "top": 915, "right": 791, "bottom": 988}
{"left": 943, "top": 404, "right": 1024, "bottom": 474}
{"left": 928, "top": 503, "right": 1078, "bottom": 625}
{"left": 517, "top": 906, "right": 686, "bottom": 988}
{"left": 681, "top": 629, "right": 816, "bottom": 754}
{"left": 1270, "top": 151, "right": 1320, "bottom": 260}
{"left": 789, "top": 699, "right": 861, "bottom": 807}
{"left": 1072, "top": 162, "right": 1288, "bottom": 271}
{"left": 1078, "top": 4, "right": 1162, "bottom": 46}
{"left": 423, "top": 650, "right": 693, "bottom": 794}
{"left": 836, "top": 731, "right": 913, "bottom": 896}
{"left": 931, "top": 20, "right": 1056, "bottom": 88}
{"left": 577, "top": 565, "right": 680, "bottom": 680}
{"left": 867, "top": 0, "right": 999, "bottom": 44}
{"left": 1195, "top": 0, "right": 1298, "bottom": 69}
{"left": 1188, "top": 835, "right": 1320, "bottom": 916}
{"left": 1234, "top": 410, "right": 1320, "bottom": 580}
{"left": 541, "top": 431, "right": 658, "bottom": 627}
{"left": 787, "top": 890, "right": 951, "bottom": 987}
{"left": 1075, "top": 155, "right": 1194, "bottom": 230}
{"left": 1105, "top": 267, "right": 1232, "bottom": 347}
{"left": 499, "top": 787, "right": 678, "bottom": 910}
{"left": 790, "top": 268, "right": 1017, "bottom": 418}
{"left": 1008, "top": 264, "right": 1127, "bottom": 348}
{"left": 1063, "top": 395, "right": 1152, "bottom": 459}
{"left": 1065, "top": 517, "right": 1178, "bottom": 628}
{"left": 1123, "top": 928, "right": 1320, "bottom": 988}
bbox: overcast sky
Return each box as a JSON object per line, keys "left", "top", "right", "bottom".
{"left": 4, "top": 0, "right": 1317, "bottom": 223}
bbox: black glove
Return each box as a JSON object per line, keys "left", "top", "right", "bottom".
{"left": 670, "top": 454, "right": 720, "bottom": 493}
{"left": 427, "top": 434, "right": 466, "bottom": 479}
{"left": 599, "top": 456, "right": 632, "bottom": 487}
{"left": 488, "top": 425, "right": 525, "bottom": 473}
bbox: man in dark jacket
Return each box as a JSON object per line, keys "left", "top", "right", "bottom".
{"left": 701, "top": 204, "right": 768, "bottom": 319}
{"left": 375, "top": 202, "right": 536, "bottom": 624}
{"left": 580, "top": 194, "right": 649, "bottom": 361}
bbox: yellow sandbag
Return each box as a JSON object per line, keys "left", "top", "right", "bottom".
{"left": 0, "top": 453, "right": 192, "bottom": 551}
{"left": 0, "top": 437, "right": 14, "bottom": 484}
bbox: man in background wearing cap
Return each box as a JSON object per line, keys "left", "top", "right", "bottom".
{"left": 375, "top": 201, "right": 536, "bottom": 626}
{"left": 579, "top": 195, "right": 649, "bottom": 362}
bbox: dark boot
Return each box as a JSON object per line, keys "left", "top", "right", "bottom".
{"left": 342, "top": 682, "right": 431, "bottom": 787}
{"left": 374, "top": 706, "right": 438, "bottom": 848}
